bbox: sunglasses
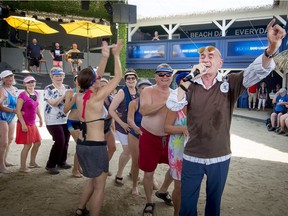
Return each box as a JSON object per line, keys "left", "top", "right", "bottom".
{"left": 157, "top": 73, "right": 172, "bottom": 77}
{"left": 198, "top": 46, "right": 222, "bottom": 57}
{"left": 198, "top": 46, "right": 216, "bottom": 54}
{"left": 126, "top": 77, "right": 136, "bottom": 81}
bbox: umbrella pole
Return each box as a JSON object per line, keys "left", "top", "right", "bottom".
{"left": 87, "top": 37, "right": 89, "bottom": 66}
{"left": 25, "top": 30, "right": 29, "bottom": 70}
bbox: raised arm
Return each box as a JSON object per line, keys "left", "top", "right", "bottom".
{"left": 98, "top": 39, "right": 123, "bottom": 100}
{"left": 262, "top": 18, "right": 286, "bottom": 68}
{"left": 95, "top": 41, "right": 110, "bottom": 78}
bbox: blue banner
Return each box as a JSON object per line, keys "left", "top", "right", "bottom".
{"left": 227, "top": 40, "right": 268, "bottom": 57}
{"left": 127, "top": 44, "right": 165, "bottom": 59}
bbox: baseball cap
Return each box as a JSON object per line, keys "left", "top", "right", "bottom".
{"left": 137, "top": 79, "right": 152, "bottom": 88}
{"left": 279, "top": 88, "right": 287, "bottom": 94}
{"left": 24, "top": 76, "right": 36, "bottom": 83}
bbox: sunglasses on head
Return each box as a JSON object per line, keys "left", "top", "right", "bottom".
{"left": 198, "top": 46, "right": 216, "bottom": 54}
{"left": 157, "top": 73, "right": 172, "bottom": 77}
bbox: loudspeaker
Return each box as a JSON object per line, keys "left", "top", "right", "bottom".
{"left": 113, "top": 4, "right": 137, "bottom": 24}
{"left": 0, "top": 7, "right": 9, "bottom": 39}
{"left": 81, "top": 0, "right": 90, "bottom": 10}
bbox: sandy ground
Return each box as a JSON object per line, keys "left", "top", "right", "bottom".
{"left": 0, "top": 116, "right": 288, "bottom": 216}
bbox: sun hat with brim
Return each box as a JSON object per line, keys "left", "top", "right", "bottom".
{"left": 0, "top": 70, "right": 13, "bottom": 79}
{"left": 51, "top": 70, "right": 65, "bottom": 75}
{"left": 24, "top": 76, "right": 36, "bottom": 83}
{"left": 279, "top": 88, "right": 287, "bottom": 94}
{"left": 137, "top": 79, "right": 152, "bottom": 88}
{"left": 0, "top": 70, "right": 14, "bottom": 86}
{"left": 175, "top": 72, "right": 189, "bottom": 85}
{"left": 124, "top": 69, "right": 138, "bottom": 79}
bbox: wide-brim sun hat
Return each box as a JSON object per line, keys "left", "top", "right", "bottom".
{"left": 124, "top": 69, "right": 138, "bottom": 79}
{"left": 0, "top": 70, "right": 15, "bottom": 86}
{"left": 24, "top": 76, "right": 36, "bottom": 83}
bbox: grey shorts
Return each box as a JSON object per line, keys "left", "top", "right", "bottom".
{"left": 76, "top": 139, "right": 108, "bottom": 178}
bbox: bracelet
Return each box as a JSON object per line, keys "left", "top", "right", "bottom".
{"left": 264, "top": 48, "right": 277, "bottom": 58}
{"left": 180, "top": 84, "right": 189, "bottom": 92}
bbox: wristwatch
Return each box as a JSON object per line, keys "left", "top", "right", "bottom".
{"left": 264, "top": 48, "right": 277, "bottom": 58}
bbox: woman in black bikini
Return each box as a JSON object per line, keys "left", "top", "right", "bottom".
{"left": 74, "top": 40, "right": 123, "bottom": 216}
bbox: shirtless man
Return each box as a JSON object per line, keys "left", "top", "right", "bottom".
{"left": 139, "top": 63, "right": 174, "bottom": 216}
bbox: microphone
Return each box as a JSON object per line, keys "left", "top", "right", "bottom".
{"left": 183, "top": 69, "right": 200, "bottom": 82}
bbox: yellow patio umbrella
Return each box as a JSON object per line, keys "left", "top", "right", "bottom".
{"left": 4, "top": 15, "right": 59, "bottom": 68}
{"left": 60, "top": 20, "right": 112, "bottom": 64}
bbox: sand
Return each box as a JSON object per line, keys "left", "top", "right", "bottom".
{"left": 0, "top": 117, "right": 288, "bottom": 216}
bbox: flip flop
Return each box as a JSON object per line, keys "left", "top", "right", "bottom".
{"left": 143, "top": 203, "right": 155, "bottom": 216}
{"left": 155, "top": 191, "right": 173, "bottom": 206}
{"left": 115, "top": 176, "right": 124, "bottom": 186}
{"left": 28, "top": 164, "right": 42, "bottom": 168}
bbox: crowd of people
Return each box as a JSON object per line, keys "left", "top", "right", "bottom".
{"left": 0, "top": 19, "right": 286, "bottom": 216}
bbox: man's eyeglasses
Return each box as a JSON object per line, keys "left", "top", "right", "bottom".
{"left": 157, "top": 73, "right": 172, "bottom": 77}
{"left": 126, "top": 77, "right": 136, "bottom": 81}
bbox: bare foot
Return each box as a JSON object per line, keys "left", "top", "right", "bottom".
{"left": 28, "top": 163, "right": 42, "bottom": 168}
{"left": 72, "top": 170, "right": 83, "bottom": 178}
{"left": 0, "top": 168, "right": 11, "bottom": 174}
{"left": 131, "top": 187, "right": 139, "bottom": 195}
{"left": 19, "top": 168, "right": 32, "bottom": 173}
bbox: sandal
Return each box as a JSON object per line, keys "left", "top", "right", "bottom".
{"left": 155, "top": 191, "right": 173, "bottom": 206}
{"left": 143, "top": 203, "right": 155, "bottom": 216}
{"left": 115, "top": 176, "right": 124, "bottom": 186}
{"left": 75, "top": 208, "right": 89, "bottom": 216}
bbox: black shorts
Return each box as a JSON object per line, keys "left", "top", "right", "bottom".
{"left": 29, "top": 58, "right": 40, "bottom": 67}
